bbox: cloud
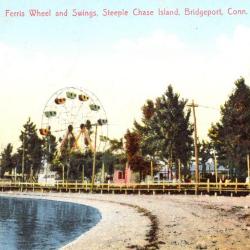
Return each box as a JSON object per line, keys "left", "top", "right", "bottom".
{"left": 1, "top": 26, "right": 250, "bottom": 149}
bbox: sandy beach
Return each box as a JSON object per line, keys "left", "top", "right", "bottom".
{"left": 1, "top": 192, "right": 249, "bottom": 250}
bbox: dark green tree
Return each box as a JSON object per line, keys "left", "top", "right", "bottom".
{"left": 198, "top": 140, "right": 213, "bottom": 176}
{"left": 208, "top": 78, "right": 250, "bottom": 179}
{"left": 12, "top": 152, "right": 21, "bottom": 174}
{"left": 134, "top": 100, "right": 158, "bottom": 160}
{"left": 17, "top": 118, "right": 43, "bottom": 180}
{"left": 108, "top": 138, "right": 123, "bottom": 154}
{"left": 0, "top": 143, "right": 14, "bottom": 177}
{"left": 67, "top": 151, "right": 84, "bottom": 180}
{"left": 42, "top": 130, "right": 57, "bottom": 164}
{"left": 101, "top": 151, "right": 118, "bottom": 175}
{"left": 134, "top": 85, "right": 193, "bottom": 174}
{"left": 104, "top": 137, "right": 126, "bottom": 173}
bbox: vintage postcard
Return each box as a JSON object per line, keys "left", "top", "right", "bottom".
{"left": 0, "top": 0, "right": 249, "bottom": 249}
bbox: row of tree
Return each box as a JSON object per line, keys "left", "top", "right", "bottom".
{"left": 124, "top": 78, "right": 250, "bottom": 181}
{"left": 0, "top": 119, "right": 44, "bottom": 179}
{"left": 1, "top": 78, "right": 250, "bottom": 181}
{"left": 0, "top": 118, "right": 121, "bottom": 180}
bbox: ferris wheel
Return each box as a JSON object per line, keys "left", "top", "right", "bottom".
{"left": 40, "top": 87, "right": 108, "bottom": 153}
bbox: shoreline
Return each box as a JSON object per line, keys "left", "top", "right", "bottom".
{"left": 0, "top": 192, "right": 150, "bottom": 249}
{"left": 0, "top": 192, "right": 249, "bottom": 249}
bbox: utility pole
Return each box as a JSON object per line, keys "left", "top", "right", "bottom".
{"left": 21, "top": 133, "right": 25, "bottom": 182}
{"left": 101, "top": 162, "right": 105, "bottom": 183}
{"left": 62, "top": 164, "right": 65, "bottom": 185}
{"left": 82, "top": 164, "right": 85, "bottom": 183}
{"left": 178, "top": 159, "right": 181, "bottom": 182}
{"left": 247, "top": 154, "right": 250, "bottom": 183}
{"left": 214, "top": 151, "right": 218, "bottom": 186}
{"left": 187, "top": 100, "right": 199, "bottom": 185}
{"left": 150, "top": 160, "right": 153, "bottom": 183}
{"left": 90, "top": 119, "right": 107, "bottom": 192}
{"left": 91, "top": 124, "right": 98, "bottom": 192}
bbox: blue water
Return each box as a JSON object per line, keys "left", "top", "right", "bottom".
{"left": 0, "top": 196, "right": 101, "bottom": 250}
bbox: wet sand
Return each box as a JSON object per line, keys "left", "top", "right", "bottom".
{"left": 1, "top": 192, "right": 249, "bottom": 249}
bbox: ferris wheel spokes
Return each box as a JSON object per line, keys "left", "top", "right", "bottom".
{"left": 40, "top": 86, "right": 108, "bottom": 154}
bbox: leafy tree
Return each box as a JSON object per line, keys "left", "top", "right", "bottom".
{"left": 134, "top": 100, "right": 158, "bottom": 160}
{"left": 102, "top": 137, "right": 126, "bottom": 173}
{"left": 0, "top": 143, "right": 14, "bottom": 177}
{"left": 56, "top": 127, "right": 105, "bottom": 181}
{"left": 134, "top": 85, "right": 193, "bottom": 175}
{"left": 99, "top": 151, "right": 115, "bottom": 175}
{"left": 17, "top": 118, "right": 43, "bottom": 180}
{"left": 42, "top": 130, "right": 57, "bottom": 164}
{"left": 208, "top": 78, "right": 250, "bottom": 179}
{"left": 53, "top": 148, "right": 107, "bottom": 181}
{"left": 102, "top": 151, "right": 121, "bottom": 175}
{"left": 124, "top": 129, "right": 149, "bottom": 181}
{"left": 198, "top": 140, "right": 213, "bottom": 175}
{"left": 108, "top": 138, "right": 124, "bottom": 154}
{"left": 67, "top": 151, "right": 85, "bottom": 180}
{"left": 11, "top": 152, "right": 21, "bottom": 174}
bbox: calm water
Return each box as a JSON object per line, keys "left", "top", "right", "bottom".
{"left": 0, "top": 196, "right": 101, "bottom": 250}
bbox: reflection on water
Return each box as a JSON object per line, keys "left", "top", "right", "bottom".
{"left": 0, "top": 196, "right": 101, "bottom": 250}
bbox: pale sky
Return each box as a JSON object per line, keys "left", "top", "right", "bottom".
{"left": 0, "top": 0, "right": 250, "bottom": 150}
